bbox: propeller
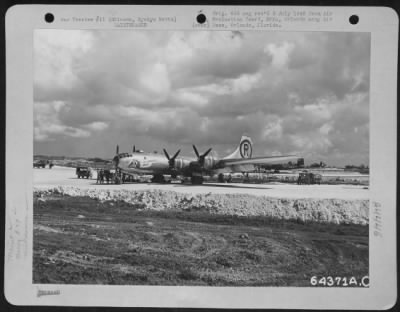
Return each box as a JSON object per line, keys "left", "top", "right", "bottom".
{"left": 163, "top": 149, "right": 181, "bottom": 169}
{"left": 113, "top": 145, "right": 120, "bottom": 168}
{"left": 192, "top": 145, "right": 212, "bottom": 167}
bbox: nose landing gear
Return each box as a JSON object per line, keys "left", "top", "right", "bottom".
{"left": 114, "top": 169, "right": 122, "bottom": 184}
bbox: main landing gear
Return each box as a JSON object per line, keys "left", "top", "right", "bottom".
{"left": 190, "top": 176, "right": 204, "bottom": 185}
{"left": 151, "top": 174, "right": 166, "bottom": 183}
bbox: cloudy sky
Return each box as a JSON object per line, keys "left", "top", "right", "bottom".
{"left": 34, "top": 30, "right": 370, "bottom": 166}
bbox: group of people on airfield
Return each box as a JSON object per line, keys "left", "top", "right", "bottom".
{"left": 96, "top": 169, "right": 113, "bottom": 184}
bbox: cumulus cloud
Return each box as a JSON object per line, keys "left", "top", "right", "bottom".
{"left": 84, "top": 121, "right": 109, "bottom": 131}
{"left": 34, "top": 30, "right": 370, "bottom": 166}
{"left": 34, "top": 101, "right": 91, "bottom": 141}
{"left": 264, "top": 41, "right": 294, "bottom": 67}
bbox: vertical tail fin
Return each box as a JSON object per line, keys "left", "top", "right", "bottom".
{"left": 223, "top": 135, "right": 253, "bottom": 159}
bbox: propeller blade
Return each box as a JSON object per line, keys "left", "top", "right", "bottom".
{"left": 202, "top": 148, "right": 212, "bottom": 158}
{"left": 193, "top": 145, "right": 200, "bottom": 158}
{"left": 113, "top": 155, "right": 119, "bottom": 168}
{"left": 116, "top": 145, "right": 119, "bottom": 155}
{"left": 172, "top": 149, "right": 181, "bottom": 160}
{"left": 163, "top": 148, "right": 181, "bottom": 169}
{"left": 192, "top": 145, "right": 212, "bottom": 168}
{"left": 163, "top": 149, "right": 170, "bottom": 160}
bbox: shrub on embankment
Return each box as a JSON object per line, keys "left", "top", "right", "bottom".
{"left": 34, "top": 186, "right": 369, "bottom": 225}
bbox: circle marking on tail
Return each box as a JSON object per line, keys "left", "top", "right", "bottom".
{"left": 239, "top": 139, "right": 252, "bottom": 158}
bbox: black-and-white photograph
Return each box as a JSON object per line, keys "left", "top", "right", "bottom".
{"left": 33, "top": 29, "right": 370, "bottom": 286}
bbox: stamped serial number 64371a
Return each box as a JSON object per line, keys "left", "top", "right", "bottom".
{"left": 310, "top": 276, "right": 369, "bottom": 287}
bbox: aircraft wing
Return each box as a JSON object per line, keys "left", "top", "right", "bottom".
{"left": 219, "top": 155, "right": 301, "bottom": 166}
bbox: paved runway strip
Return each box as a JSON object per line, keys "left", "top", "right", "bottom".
{"left": 34, "top": 166, "right": 369, "bottom": 200}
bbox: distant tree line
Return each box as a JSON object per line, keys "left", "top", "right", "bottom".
{"left": 261, "top": 160, "right": 304, "bottom": 171}
{"left": 87, "top": 157, "right": 108, "bottom": 163}
{"left": 309, "top": 161, "right": 327, "bottom": 168}
{"left": 345, "top": 164, "right": 368, "bottom": 169}
{"left": 34, "top": 155, "right": 110, "bottom": 162}
{"left": 34, "top": 155, "right": 66, "bottom": 160}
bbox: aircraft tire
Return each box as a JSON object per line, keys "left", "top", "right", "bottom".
{"left": 191, "top": 176, "right": 203, "bottom": 185}
{"left": 151, "top": 174, "right": 165, "bottom": 183}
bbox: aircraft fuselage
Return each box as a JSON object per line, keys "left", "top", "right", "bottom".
{"left": 116, "top": 152, "right": 208, "bottom": 176}
{"left": 113, "top": 135, "right": 303, "bottom": 184}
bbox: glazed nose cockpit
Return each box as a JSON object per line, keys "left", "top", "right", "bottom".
{"left": 113, "top": 143, "right": 141, "bottom": 167}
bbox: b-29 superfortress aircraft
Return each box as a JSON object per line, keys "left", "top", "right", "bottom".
{"left": 112, "top": 135, "right": 304, "bottom": 184}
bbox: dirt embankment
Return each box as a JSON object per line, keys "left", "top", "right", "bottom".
{"left": 34, "top": 186, "right": 369, "bottom": 225}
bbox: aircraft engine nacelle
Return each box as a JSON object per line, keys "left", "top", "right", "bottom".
{"left": 173, "top": 158, "right": 191, "bottom": 170}
{"left": 188, "top": 156, "right": 217, "bottom": 173}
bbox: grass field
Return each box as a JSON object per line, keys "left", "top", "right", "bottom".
{"left": 33, "top": 194, "right": 368, "bottom": 286}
